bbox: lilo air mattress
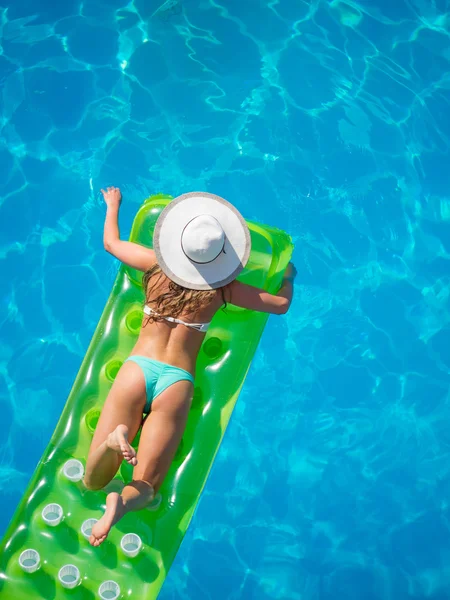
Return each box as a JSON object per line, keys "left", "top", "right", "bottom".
{"left": 0, "top": 194, "right": 293, "bottom": 600}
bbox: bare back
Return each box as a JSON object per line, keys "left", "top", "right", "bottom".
{"left": 130, "top": 270, "right": 225, "bottom": 375}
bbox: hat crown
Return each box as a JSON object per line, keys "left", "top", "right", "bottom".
{"left": 153, "top": 191, "right": 251, "bottom": 290}
{"left": 181, "top": 215, "right": 225, "bottom": 264}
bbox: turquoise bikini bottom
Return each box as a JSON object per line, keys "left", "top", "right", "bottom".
{"left": 125, "top": 355, "right": 195, "bottom": 413}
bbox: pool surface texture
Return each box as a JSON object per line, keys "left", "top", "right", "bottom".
{"left": 1, "top": 1, "right": 450, "bottom": 599}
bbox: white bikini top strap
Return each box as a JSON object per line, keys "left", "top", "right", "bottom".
{"left": 143, "top": 306, "right": 209, "bottom": 332}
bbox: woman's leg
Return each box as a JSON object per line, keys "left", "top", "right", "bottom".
{"left": 89, "top": 379, "right": 193, "bottom": 546}
{"left": 84, "top": 361, "right": 147, "bottom": 491}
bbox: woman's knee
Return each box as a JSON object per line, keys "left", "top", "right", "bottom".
{"left": 127, "top": 478, "right": 156, "bottom": 500}
{"left": 83, "top": 475, "right": 104, "bottom": 491}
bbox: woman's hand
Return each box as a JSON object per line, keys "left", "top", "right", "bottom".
{"left": 101, "top": 186, "right": 122, "bottom": 210}
{"left": 284, "top": 262, "right": 297, "bottom": 282}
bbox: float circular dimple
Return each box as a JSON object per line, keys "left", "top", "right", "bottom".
{"left": 63, "top": 459, "right": 84, "bottom": 482}
{"left": 98, "top": 580, "right": 120, "bottom": 600}
{"left": 125, "top": 309, "right": 143, "bottom": 334}
{"left": 120, "top": 533, "right": 142, "bottom": 557}
{"left": 203, "top": 337, "right": 223, "bottom": 359}
{"left": 58, "top": 564, "right": 80, "bottom": 589}
{"left": 19, "top": 549, "right": 40, "bottom": 573}
{"left": 147, "top": 492, "right": 162, "bottom": 511}
{"left": 105, "top": 359, "right": 123, "bottom": 382}
{"left": 41, "top": 503, "right": 63, "bottom": 526}
{"left": 85, "top": 408, "right": 101, "bottom": 434}
{"left": 81, "top": 518, "right": 98, "bottom": 540}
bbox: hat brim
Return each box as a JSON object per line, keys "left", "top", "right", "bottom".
{"left": 153, "top": 192, "right": 251, "bottom": 290}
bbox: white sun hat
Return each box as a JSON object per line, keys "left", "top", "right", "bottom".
{"left": 153, "top": 192, "right": 251, "bottom": 290}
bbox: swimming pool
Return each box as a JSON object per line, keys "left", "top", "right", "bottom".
{"left": 1, "top": 0, "right": 450, "bottom": 598}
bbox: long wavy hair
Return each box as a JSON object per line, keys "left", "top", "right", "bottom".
{"left": 142, "top": 264, "right": 227, "bottom": 323}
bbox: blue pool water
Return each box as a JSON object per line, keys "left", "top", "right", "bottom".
{"left": 1, "top": 0, "right": 450, "bottom": 598}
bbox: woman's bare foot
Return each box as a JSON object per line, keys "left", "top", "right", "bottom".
{"left": 89, "top": 492, "right": 124, "bottom": 547}
{"left": 107, "top": 424, "right": 137, "bottom": 466}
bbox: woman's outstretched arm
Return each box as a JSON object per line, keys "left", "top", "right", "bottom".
{"left": 228, "top": 263, "right": 296, "bottom": 314}
{"left": 102, "top": 186, "right": 156, "bottom": 272}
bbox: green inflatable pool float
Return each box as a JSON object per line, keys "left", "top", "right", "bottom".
{"left": 0, "top": 195, "right": 293, "bottom": 600}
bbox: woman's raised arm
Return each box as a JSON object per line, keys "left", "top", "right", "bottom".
{"left": 102, "top": 187, "right": 156, "bottom": 272}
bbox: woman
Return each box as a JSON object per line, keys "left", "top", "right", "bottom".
{"left": 84, "top": 187, "right": 296, "bottom": 546}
